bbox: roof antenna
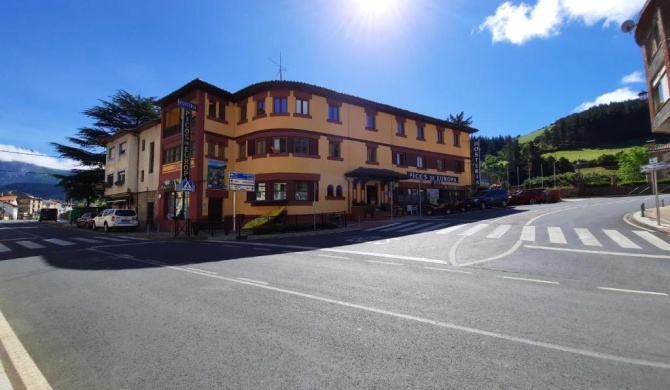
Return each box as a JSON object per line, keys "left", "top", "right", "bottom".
{"left": 269, "top": 52, "right": 287, "bottom": 81}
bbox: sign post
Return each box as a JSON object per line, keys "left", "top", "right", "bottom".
{"left": 228, "top": 172, "right": 256, "bottom": 232}
{"left": 640, "top": 161, "right": 668, "bottom": 226}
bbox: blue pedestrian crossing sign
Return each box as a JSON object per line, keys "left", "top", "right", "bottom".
{"left": 181, "top": 180, "right": 195, "bottom": 192}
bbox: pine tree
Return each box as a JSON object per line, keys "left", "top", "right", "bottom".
{"left": 51, "top": 90, "right": 159, "bottom": 204}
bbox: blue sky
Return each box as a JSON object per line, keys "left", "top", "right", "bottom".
{"left": 0, "top": 0, "right": 647, "bottom": 169}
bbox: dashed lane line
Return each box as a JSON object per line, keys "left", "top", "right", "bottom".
{"left": 597, "top": 287, "right": 667, "bottom": 296}
{"left": 496, "top": 276, "right": 560, "bottom": 285}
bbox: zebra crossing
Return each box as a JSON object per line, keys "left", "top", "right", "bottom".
{"left": 0, "top": 236, "right": 141, "bottom": 254}
{"left": 363, "top": 222, "right": 670, "bottom": 251}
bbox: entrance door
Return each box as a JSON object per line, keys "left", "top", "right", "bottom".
{"left": 366, "top": 185, "right": 378, "bottom": 205}
{"left": 208, "top": 198, "right": 223, "bottom": 222}
{"left": 146, "top": 202, "right": 154, "bottom": 228}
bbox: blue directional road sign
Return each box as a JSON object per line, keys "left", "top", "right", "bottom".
{"left": 177, "top": 99, "right": 198, "bottom": 111}
{"left": 181, "top": 180, "right": 195, "bottom": 192}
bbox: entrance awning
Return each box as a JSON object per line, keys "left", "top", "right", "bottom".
{"left": 344, "top": 167, "right": 409, "bottom": 181}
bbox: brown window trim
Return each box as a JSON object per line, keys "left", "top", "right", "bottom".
{"left": 206, "top": 115, "right": 229, "bottom": 125}
{"left": 364, "top": 107, "right": 378, "bottom": 115}
{"left": 294, "top": 91, "right": 313, "bottom": 100}
{"left": 327, "top": 156, "right": 344, "bottom": 161}
{"left": 237, "top": 119, "right": 248, "bottom": 125}
{"left": 417, "top": 166, "right": 428, "bottom": 171}
{"left": 326, "top": 99, "right": 342, "bottom": 107}
{"left": 365, "top": 127, "right": 378, "bottom": 132}
{"left": 327, "top": 135, "right": 344, "bottom": 142}
{"left": 365, "top": 161, "right": 380, "bottom": 166}
{"left": 327, "top": 119, "right": 342, "bottom": 125}
{"left": 252, "top": 113, "right": 267, "bottom": 121}
{"left": 437, "top": 141, "right": 445, "bottom": 145}
{"left": 396, "top": 164, "right": 409, "bottom": 168}
{"left": 270, "top": 90, "right": 290, "bottom": 98}
{"left": 292, "top": 153, "right": 320, "bottom": 159}
{"left": 270, "top": 112, "right": 290, "bottom": 117}
{"left": 292, "top": 113, "right": 312, "bottom": 119}
{"left": 251, "top": 154, "right": 268, "bottom": 159}
{"left": 395, "top": 116, "right": 406, "bottom": 123}
{"left": 416, "top": 137, "right": 425, "bottom": 141}
{"left": 396, "top": 133, "right": 407, "bottom": 138}
{"left": 236, "top": 157, "right": 247, "bottom": 162}
{"left": 269, "top": 152, "right": 290, "bottom": 157}
{"left": 325, "top": 196, "right": 346, "bottom": 200}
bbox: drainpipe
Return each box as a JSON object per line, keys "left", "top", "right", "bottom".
{"left": 345, "top": 178, "right": 351, "bottom": 216}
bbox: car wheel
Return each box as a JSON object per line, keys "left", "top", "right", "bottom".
{"left": 480, "top": 202, "right": 486, "bottom": 210}
{"left": 501, "top": 200, "right": 508, "bottom": 207}
{"left": 104, "top": 222, "right": 109, "bottom": 232}
{"left": 529, "top": 198, "right": 537, "bottom": 205}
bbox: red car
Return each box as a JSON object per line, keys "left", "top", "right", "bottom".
{"left": 509, "top": 189, "right": 550, "bottom": 205}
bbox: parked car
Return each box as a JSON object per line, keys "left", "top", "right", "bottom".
{"left": 92, "top": 209, "right": 138, "bottom": 232}
{"left": 76, "top": 212, "right": 99, "bottom": 229}
{"left": 467, "top": 189, "right": 509, "bottom": 210}
{"left": 508, "top": 189, "right": 550, "bottom": 205}
{"left": 423, "top": 198, "right": 468, "bottom": 215}
{"left": 37, "top": 208, "right": 58, "bottom": 222}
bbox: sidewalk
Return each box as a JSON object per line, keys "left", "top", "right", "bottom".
{"left": 628, "top": 205, "right": 670, "bottom": 234}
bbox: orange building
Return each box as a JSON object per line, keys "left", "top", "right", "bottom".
{"left": 635, "top": 0, "right": 670, "bottom": 134}
{"left": 153, "top": 79, "right": 476, "bottom": 230}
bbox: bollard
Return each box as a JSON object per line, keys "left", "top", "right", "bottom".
{"left": 641, "top": 203, "right": 645, "bottom": 218}
{"left": 663, "top": 199, "right": 665, "bottom": 207}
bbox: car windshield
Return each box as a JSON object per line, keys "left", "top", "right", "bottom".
{"left": 115, "top": 210, "right": 136, "bottom": 217}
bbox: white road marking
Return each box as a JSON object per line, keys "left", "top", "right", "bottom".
{"left": 496, "top": 276, "right": 560, "bottom": 285}
{"left": 398, "top": 222, "right": 433, "bottom": 233}
{"left": 547, "top": 227, "right": 567, "bottom": 244}
{"left": 0, "top": 308, "right": 54, "bottom": 390}
{"left": 72, "top": 237, "right": 104, "bottom": 243}
{"left": 632, "top": 230, "right": 670, "bottom": 251}
{"left": 123, "top": 256, "right": 670, "bottom": 370}
{"left": 16, "top": 241, "right": 45, "bottom": 249}
{"left": 381, "top": 223, "right": 417, "bottom": 232}
{"left": 415, "top": 222, "right": 452, "bottom": 233}
{"left": 0, "top": 244, "right": 10, "bottom": 253}
{"left": 598, "top": 287, "right": 667, "bottom": 296}
{"left": 44, "top": 239, "right": 76, "bottom": 246}
{"left": 320, "top": 248, "right": 448, "bottom": 265}
{"left": 525, "top": 245, "right": 670, "bottom": 259}
{"left": 236, "top": 277, "right": 268, "bottom": 285}
{"left": 435, "top": 224, "right": 466, "bottom": 235}
{"left": 424, "top": 267, "right": 474, "bottom": 274}
{"left": 185, "top": 267, "right": 218, "bottom": 275}
{"left": 367, "top": 260, "right": 404, "bottom": 266}
{"left": 363, "top": 223, "right": 401, "bottom": 232}
{"left": 603, "top": 230, "right": 641, "bottom": 249}
{"left": 318, "top": 254, "right": 350, "bottom": 260}
{"left": 95, "top": 237, "right": 128, "bottom": 242}
{"left": 458, "top": 224, "right": 489, "bottom": 236}
{"left": 486, "top": 224, "right": 511, "bottom": 239}
{"left": 520, "top": 226, "right": 535, "bottom": 241}
{"left": 457, "top": 241, "right": 523, "bottom": 267}
{"left": 574, "top": 228, "right": 602, "bottom": 246}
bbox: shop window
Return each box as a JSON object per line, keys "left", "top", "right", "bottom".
{"left": 295, "top": 182, "right": 309, "bottom": 200}
{"left": 273, "top": 183, "right": 287, "bottom": 200}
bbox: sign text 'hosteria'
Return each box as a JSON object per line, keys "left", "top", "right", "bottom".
{"left": 407, "top": 172, "right": 459, "bottom": 184}
{"left": 473, "top": 140, "right": 481, "bottom": 186}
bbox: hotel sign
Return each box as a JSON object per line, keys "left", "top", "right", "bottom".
{"left": 473, "top": 139, "right": 481, "bottom": 186}
{"left": 407, "top": 172, "right": 458, "bottom": 184}
{"left": 178, "top": 99, "right": 197, "bottom": 182}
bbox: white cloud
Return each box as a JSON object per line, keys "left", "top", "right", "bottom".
{"left": 621, "top": 71, "right": 644, "bottom": 84}
{"left": 481, "top": 0, "right": 646, "bottom": 44}
{"left": 573, "top": 87, "right": 640, "bottom": 112}
{"left": 0, "top": 144, "right": 83, "bottom": 171}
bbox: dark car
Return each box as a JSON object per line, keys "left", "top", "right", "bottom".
{"left": 76, "top": 212, "right": 98, "bottom": 228}
{"left": 509, "top": 189, "right": 550, "bottom": 205}
{"left": 37, "top": 208, "right": 58, "bottom": 222}
{"left": 467, "top": 189, "right": 509, "bottom": 210}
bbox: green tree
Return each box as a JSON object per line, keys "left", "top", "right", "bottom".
{"left": 481, "top": 154, "right": 508, "bottom": 184}
{"left": 51, "top": 90, "right": 159, "bottom": 204}
{"left": 617, "top": 146, "right": 647, "bottom": 182}
{"left": 447, "top": 111, "right": 473, "bottom": 126}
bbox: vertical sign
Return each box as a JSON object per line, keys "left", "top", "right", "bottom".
{"left": 473, "top": 139, "right": 481, "bottom": 186}
{"left": 178, "top": 99, "right": 198, "bottom": 182}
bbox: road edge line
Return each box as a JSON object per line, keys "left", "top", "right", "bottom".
{"left": 0, "top": 308, "right": 52, "bottom": 390}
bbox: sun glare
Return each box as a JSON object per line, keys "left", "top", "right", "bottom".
{"left": 356, "top": 0, "right": 402, "bottom": 18}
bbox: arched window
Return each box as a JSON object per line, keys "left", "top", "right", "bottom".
{"left": 336, "top": 185, "right": 343, "bottom": 197}
{"left": 327, "top": 185, "right": 334, "bottom": 197}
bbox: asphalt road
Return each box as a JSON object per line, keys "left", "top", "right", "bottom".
{"left": 0, "top": 196, "right": 669, "bottom": 389}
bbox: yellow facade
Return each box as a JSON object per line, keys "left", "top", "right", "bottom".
{"left": 153, "top": 80, "right": 475, "bottom": 225}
